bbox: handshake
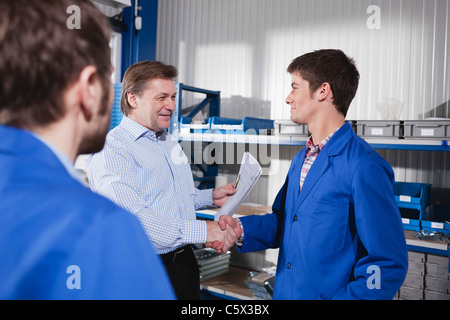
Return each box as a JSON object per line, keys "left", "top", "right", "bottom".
{"left": 205, "top": 216, "right": 243, "bottom": 254}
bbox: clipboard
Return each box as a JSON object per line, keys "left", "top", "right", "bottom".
{"left": 214, "top": 152, "right": 262, "bottom": 221}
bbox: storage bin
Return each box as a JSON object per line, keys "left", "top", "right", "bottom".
{"left": 408, "top": 251, "right": 426, "bottom": 263}
{"left": 399, "top": 208, "right": 422, "bottom": 231}
{"left": 402, "top": 274, "right": 424, "bottom": 290}
{"left": 394, "top": 182, "right": 432, "bottom": 210}
{"left": 403, "top": 120, "right": 450, "bottom": 139}
{"left": 398, "top": 286, "right": 423, "bottom": 300}
{"left": 425, "top": 276, "right": 450, "bottom": 294}
{"left": 422, "top": 204, "right": 450, "bottom": 234}
{"left": 406, "top": 260, "right": 425, "bottom": 276}
{"left": 427, "top": 253, "right": 449, "bottom": 266}
{"left": 424, "top": 290, "right": 450, "bottom": 300}
{"left": 210, "top": 116, "right": 274, "bottom": 134}
{"left": 356, "top": 120, "right": 402, "bottom": 138}
{"left": 179, "top": 116, "right": 209, "bottom": 131}
{"left": 180, "top": 116, "right": 274, "bottom": 135}
{"left": 426, "top": 263, "right": 450, "bottom": 280}
{"left": 274, "top": 120, "right": 309, "bottom": 136}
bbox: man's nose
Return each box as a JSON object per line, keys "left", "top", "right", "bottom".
{"left": 167, "top": 98, "right": 176, "bottom": 111}
{"left": 285, "top": 93, "right": 293, "bottom": 105}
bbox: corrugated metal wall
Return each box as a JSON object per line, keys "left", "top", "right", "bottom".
{"left": 157, "top": 0, "right": 450, "bottom": 120}
{"left": 157, "top": 0, "right": 450, "bottom": 205}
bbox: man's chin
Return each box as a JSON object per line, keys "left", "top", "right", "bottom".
{"left": 78, "top": 133, "right": 107, "bottom": 155}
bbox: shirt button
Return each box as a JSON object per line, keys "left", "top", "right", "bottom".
{"left": 286, "top": 263, "right": 292, "bottom": 269}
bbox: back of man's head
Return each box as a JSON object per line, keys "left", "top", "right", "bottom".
{"left": 0, "top": 0, "right": 112, "bottom": 129}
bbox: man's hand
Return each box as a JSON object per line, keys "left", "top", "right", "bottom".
{"left": 205, "top": 221, "right": 238, "bottom": 254}
{"left": 205, "top": 215, "right": 243, "bottom": 253}
{"left": 212, "top": 183, "right": 237, "bottom": 207}
{"left": 218, "top": 215, "right": 243, "bottom": 239}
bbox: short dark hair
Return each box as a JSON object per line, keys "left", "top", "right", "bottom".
{"left": 287, "top": 49, "right": 359, "bottom": 117}
{"left": 0, "top": 0, "right": 112, "bottom": 128}
{"left": 121, "top": 60, "right": 178, "bottom": 116}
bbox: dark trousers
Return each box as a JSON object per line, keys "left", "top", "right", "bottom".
{"left": 159, "top": 245, "right": 200, "bottom": 300}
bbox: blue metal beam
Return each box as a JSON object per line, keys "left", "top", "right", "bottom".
{"left": 121, "top": 0, "right": 159, "bottom": 79}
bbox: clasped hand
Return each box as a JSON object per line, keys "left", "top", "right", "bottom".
{"left": 204, "top": 183, "right": 243, "bottom": 254}
{"left": 205, "top": 216, "right": 243, "bottom": 254}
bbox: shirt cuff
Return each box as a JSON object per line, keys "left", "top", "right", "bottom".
{"left": 182, "top": 219, "right": 207, "bottom": 244}
{"left": 194, "top": 188, "right": 214, "bottom": 209}
{"left": 236, "top": 218, "right": 244, "bottom": 247}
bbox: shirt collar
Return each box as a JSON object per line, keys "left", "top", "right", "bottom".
{"left": 306, "top": 127, "right": 340, "bottom": 153}
{"left": 121, "top": 116, "right": 166, "bottom": 141}
{"left": 29, "top": 132, "right": 83, "bottom": 183}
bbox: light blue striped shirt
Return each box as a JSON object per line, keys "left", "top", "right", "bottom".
{"left": 86, "top": 116, "right": 212, "bottom": 254}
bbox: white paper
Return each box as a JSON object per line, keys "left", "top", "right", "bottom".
{"left": 214, "top": 152, "right": 262, "bottom": 221}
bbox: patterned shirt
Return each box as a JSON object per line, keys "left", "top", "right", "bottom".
{"left": 86, "top": 116, "right": 212, "bottom": 254}
{"left": 300, "top": 130, "right": 337, "bottom": 191}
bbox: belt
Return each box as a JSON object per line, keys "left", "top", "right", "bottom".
{"left": 159, "top": 245, "right": 192, "bottom": 264}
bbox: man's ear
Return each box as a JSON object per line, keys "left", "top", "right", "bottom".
{"left": 316, "top": 82, "right": 332, "bottom": 102}
{"left": 78, "top": 65, "right": 100, "bottom": 121}
{"left": 127, "top": 91, "right": 139, "bottom": 109}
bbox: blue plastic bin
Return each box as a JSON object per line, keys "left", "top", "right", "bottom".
{"left": 422, "top": 204, "right": 450, "bottom": 234}
{"left": 394, "top": 182, "right": 432, "bottom": 210}
{"left": 180, "top": 116, "right": 274, "bottom": 135}
{"left": 399, "top": 207, "right": 423, "bottom": 231}
{"left": 209, "top": 116, "right": 274, "bottom": 134}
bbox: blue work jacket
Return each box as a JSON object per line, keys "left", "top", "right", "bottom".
{"left": 0, "top": 125, "right": 175, "bottom": 299}
{"left": 239, "top": 122, "right": 408, "bottom": 300}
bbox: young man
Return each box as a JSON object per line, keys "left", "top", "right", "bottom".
{"left": 219, "top": 49, "right": 408, "bottom": 300}
{"left": 86, "top": 60, "right": 239, "bottom": 299}
{"left": 0, "top": 0, "right": 174, "bottom": 299}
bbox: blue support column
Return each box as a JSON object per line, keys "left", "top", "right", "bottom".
{"left": 136, "top": 0, "right": 158, "bottom": 62}
{"left": 121, "top": 5, "right": 134, "bottom": 78}
{"left": 121, "top": 0, "right": 159, "bottom": 79}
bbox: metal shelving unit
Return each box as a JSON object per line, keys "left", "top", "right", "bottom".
{"left": 180, "top": 132, "right": 450, "bottom": 151}
{"left": 171, "top": 83, "right": 221, "bottom": 189}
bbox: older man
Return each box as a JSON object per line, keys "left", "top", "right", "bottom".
{"left": 87, "top": 60, "right": 239, "bottom": 299}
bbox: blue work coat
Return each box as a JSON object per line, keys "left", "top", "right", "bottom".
{"left": 239, "top": 122, "right": 408, "bottom": 300}
{"left": 0, "top": 125, "right": 175, "bottom": 299}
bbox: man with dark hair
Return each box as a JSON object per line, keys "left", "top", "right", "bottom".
{"left": 218, "top": 49, "right": 408, "bottom": 300}
{"left": 286, "top": 49, "right": 359, "bottom": 117}
{"left": 0, "top": 0, "right": 174, "bottom": 299}
{"left": 86, "top": 60, "right": 239, "bottom": 300}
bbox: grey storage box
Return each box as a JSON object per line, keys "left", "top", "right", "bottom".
{"left": 427, "top": 253, "right": 449, "bottom": 266}
{"left": 402, "top": 273, "right": 424, "bottom": 290}
{"left": 426, "top": 263, "right": 450, "bottom": 280}
{"left": 408, "top": 251, "right": 426, "bottom": 263}
{"left": 398, "top": 286, "right": 423, "bottom": 300}
{"left": 425, "top": 276, "right": 450, "bottom": 294}
{"left": 403, "top": 120, "right": 450, "bottom": 138}
{"left": 424, "top": 290, "right": 450, "bottom": 300}
{"left": 407, "top": 261, "right": 425, "bottom": 276}
{"left": 356, "top": 120, "right": 402, "bottom": 138}
{"left": 274, "top": 120, "right": 309, "bottom": 136}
